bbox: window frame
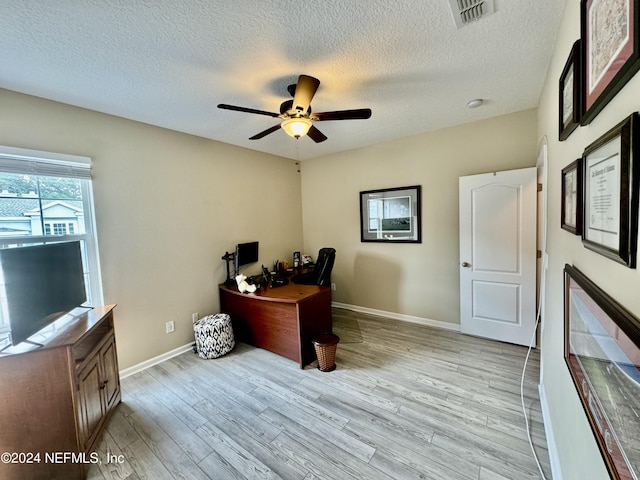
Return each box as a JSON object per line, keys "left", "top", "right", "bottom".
{"left": 0, "top": 146, "right": 104, "bottom": 336}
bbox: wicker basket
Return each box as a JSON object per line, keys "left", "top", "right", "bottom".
{"left": 312, "top": 333, "right": 340, "bottom": 372}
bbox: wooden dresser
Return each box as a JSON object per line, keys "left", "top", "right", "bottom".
{"left": 0, "top": 305, "right": 120, "bottom": 480}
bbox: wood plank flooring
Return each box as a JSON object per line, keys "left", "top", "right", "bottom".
{"left": 88, "top": 308, "right": 552, "bottom": 480}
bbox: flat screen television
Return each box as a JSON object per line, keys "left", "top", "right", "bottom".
{"left": 235, "top": 241, "right": 259, "bottom": 273}
{"left": 0, "top": 241, "right": 87, "bottom": 346}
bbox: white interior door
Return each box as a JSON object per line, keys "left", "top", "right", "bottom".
{"left": 459, "top": 167, "right": 537, "bottom": 346}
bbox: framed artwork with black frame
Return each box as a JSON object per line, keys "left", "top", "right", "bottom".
{"left": 582, "top": 113, "right": 640, "bottom": 268}
{"left": 559, "top": 40, "right": 582, "bottom": 140}
{"left": 564, "top": 264, "right": 640, "bottom": 480}
{"left": 581, "top": 0, "right": 640, "bottom": 125}
{"left": 562, "top": 158, "right": 583, "bottom": 235}
{"left": 359, "top": 185, "right": 421, "bottom": 243}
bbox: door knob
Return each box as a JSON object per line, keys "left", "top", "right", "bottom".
{"left": 461, "top": 262, "right": 471, "bottom": 268}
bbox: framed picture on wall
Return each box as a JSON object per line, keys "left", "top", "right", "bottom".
{"left": 564, "top": 264, "right": 640, "bottom": 480}
{"left": 360, "top": 185, "right": 421, "bottom": 242}
{"left": 581, "top": 0, "right": 640, "bottom": 125}
{"left": 581, "top": 113, "right": 640, "bottom": 267}
{"left": 559, "top": 40, "right": 582, "bottom": 140}
{"left": 561, "top": 158, "right": 583, "bottom": 235}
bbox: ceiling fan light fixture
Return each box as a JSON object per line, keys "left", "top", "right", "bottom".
{"left": 218, "top": 75, "right": 371, "bottom": 143}
{"left": 281, "top": 117, "right": 312, "bottom": 138}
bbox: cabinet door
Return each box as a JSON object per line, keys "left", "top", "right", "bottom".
{"left": 77, "top": 354, "right": 104, "bottom": 451}
{"left": 100, "top": 334, "right": 121, "bottom": 411}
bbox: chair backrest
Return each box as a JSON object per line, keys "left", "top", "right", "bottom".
{"left": 312, "top": 248, "right": 336, "bottom": 286}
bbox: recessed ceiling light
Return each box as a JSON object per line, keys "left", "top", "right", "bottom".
{"left": 466, "top": 98, "right": 483, "bottom": 109}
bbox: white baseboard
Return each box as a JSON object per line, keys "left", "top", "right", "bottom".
{"left": 538, "top": 383, "right": 562, "bottom": 480}
{"left": 119, "top": 342, "right": 194, "bottom": 379}
{"left": 332, "top": 302, "right": 460, "bottom": 332}
{"left": 120, "top": 304, "right": 458, "bottom": 378}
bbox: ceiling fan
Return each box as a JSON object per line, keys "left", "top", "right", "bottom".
{"left": 217, "top": 75, "right": 371, "bottom": 143}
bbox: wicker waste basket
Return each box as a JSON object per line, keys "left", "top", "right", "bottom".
{"left": 312, "top": 333, "right": 340, "bottom": 372}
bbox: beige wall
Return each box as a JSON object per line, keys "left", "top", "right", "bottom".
{"left": 537, "top": 2, "right": 640, "bottom": 479}
{"left": 8, "top": 12, "right": 639, "bottom": 472}
{"left": 300, "top": 109, "right": 537, "bottom": 325}
{"left": 0, "top": 88, "right": 303, "bottom": 369}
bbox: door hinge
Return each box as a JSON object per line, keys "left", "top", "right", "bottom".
{"left": 537, "top": 183, "right": 543, "bottom": 192}
{"left": 537, "top": 250, "right": 542, "bottom": 259}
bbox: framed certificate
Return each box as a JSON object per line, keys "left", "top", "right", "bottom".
{"left": 562, "top": 159, "right": 583, "bottom": 235}
{"left": 559, "top": 40, "right": 582, "bottom": 140}
{"left": 582, "top": 113, "right": 640, "bottom": 267}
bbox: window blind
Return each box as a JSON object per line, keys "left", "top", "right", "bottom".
{"left": 0, "top": 145, "right": 91, "bottom": 180}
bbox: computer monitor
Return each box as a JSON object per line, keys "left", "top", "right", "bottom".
{"left": 235, "top": 241, "right": 259, "bottom": 272}
{"left": 222, "top": 241, "right": 259, "bottom": 285}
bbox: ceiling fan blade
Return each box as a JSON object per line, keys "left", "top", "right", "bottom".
{"left": 218, "top": 104, "right": 280, "bottom": 118}
{"left": 312, "top": 108, "right": 372, "bottom": 121}
{"left": 307, "top": 125, "right": 327, "bottom": 143}
{"left": 249, "top": 124, "right": 281, "bottom": 140}
{"left": 292, "top": 75, "right": 320, "bottom": 114}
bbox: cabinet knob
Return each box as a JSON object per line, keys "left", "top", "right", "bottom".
{"left": 461, "top": 262, "right": 471, "bottom": 268}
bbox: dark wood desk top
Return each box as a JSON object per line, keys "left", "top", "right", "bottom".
{"left": 219, "top": 282, "right": 329, "bottom": 304}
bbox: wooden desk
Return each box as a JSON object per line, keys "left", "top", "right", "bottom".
{"left": 219, "top": 282, "right": 332, "bottom": 368}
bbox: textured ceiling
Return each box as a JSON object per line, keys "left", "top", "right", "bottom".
{"left": 0, "top": 1, "right": 565, "bottom": 160}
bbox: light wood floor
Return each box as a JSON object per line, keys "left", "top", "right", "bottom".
{"left": 88, "top": 308, "right": 552, "bottom": 480}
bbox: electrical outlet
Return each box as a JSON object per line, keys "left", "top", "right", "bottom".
{"left": 192, "top": 312, "right": 199, "bottom": 324}
{"left": 331, "top": 283, "right": 336, "bottom": 291}
{"left": 165, "top": 321, "right": 175, "bottom": 333}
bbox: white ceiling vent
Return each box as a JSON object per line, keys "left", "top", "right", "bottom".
{"left": 448, "top": 0, "right": 496, "bottom": 28}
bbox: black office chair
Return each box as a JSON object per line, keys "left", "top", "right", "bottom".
{"left": 291, "top": 248, "right": 336, "bottom": 287}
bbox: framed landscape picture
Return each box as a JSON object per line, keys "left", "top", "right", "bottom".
{"left": 360, "top": 185, "right": 421, "bottom": 242}
{"left": 581, "top": 0, "right": 640, "bottom": 124}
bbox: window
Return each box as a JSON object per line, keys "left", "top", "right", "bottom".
{"left": 51, "top": 223, "right": 69, "bottom": 235}
{"left": 0, "top": 146, "right": 103, "bottom": 340}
